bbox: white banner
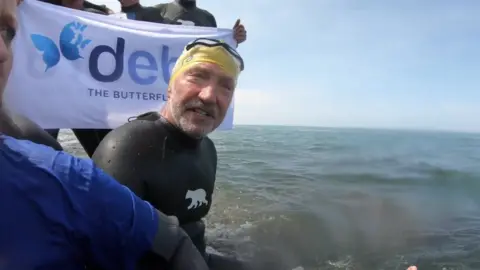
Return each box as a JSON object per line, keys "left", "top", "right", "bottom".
{"left": 4, "top": 0, "right": 236, "bottom": 130}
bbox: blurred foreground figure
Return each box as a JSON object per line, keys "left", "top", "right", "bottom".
{"left": 0, "top": 0, "right": 63, "bottom": 149}
{"left": 0, "top": 2, "right": 208, "bottom": 269}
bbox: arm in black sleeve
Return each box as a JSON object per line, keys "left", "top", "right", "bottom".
{"left": 83, "top": 1, "right": 111, "bottom": 14}
{"left": 152, "top": 210, "right": 210, "bottom": 270}
{"left": 8, "top": 113, "right": 63, "bottom": 151}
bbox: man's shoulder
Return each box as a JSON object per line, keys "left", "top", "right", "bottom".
{"left": 105, "top": 120, "right": 158, "bottom": 141}
{"left": 200, "top": 136, "right": 217, "bottom": 161}
{"left": 93, "top": 115, "right": 167, "bottom": 156}
{"left": 194, "top": 7, "right": 216, "bottom": 27}
{"left": 202, "top": 136, "right": 216, "bottom": 149}
{"left": 108, "top": 114, "right": 166, "bottom": 140}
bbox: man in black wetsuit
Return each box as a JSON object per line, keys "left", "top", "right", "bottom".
{"left": 119, "top": 0, "right": 247, "bottom": 45}
{"left": 40, "top": 0, "right": 114, "bottom": 156}
{"left": 93, "top": 39, "right": 250, "bottom": 270}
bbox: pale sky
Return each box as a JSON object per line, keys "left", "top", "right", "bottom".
{"left": 95, "top": 0, "right": 480, "bottom": 132}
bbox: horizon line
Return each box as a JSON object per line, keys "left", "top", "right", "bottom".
{"left": 228, "top": 123, "right": 480, "bottom": 135}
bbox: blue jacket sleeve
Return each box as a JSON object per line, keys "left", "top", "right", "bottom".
{"left": 50, "top": 151, "right": 159, "bottom": 269}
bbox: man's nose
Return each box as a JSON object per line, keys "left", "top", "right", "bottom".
{"left": 197, "top": 83, "right": 217, "bottom": 104}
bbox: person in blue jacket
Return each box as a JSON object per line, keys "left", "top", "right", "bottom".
{"left": 0, "top": 1, "right": 208, "bottom": 269}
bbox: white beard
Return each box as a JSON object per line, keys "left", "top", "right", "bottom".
{"left": 168, "top": 97, "right": 211, "bottom": 138}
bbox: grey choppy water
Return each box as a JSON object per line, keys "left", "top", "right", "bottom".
{"left": 60, "top": 126, "right": 480, "bottom": 270}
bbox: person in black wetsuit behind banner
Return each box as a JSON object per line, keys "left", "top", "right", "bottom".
{"left": 40, "top": 0, "right": 112, "bottom": 13}
{"left": 92, "top": 39, "right": 253, "bottom": 270}
{"left": 118, "top": 0, "right": 143, "bottom": 19}
{"left": 84, "top": 0, "right": 113, "bottom": 14}
{"left": 120, "top": 0, "right": 247, "bottom": 45}
{"left": 39, "top": 0, "right": 113, "bottom": 157}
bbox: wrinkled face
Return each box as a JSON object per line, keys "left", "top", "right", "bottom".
{"left": 61, "top": 0, "right": 83, "bottom": 9}
{"left": 166, "top": 62, "right": 236, "bottom": 138}
{"left": 0, "top": 0, "right": 16, "bottom": 103}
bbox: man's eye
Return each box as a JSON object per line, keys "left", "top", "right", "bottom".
{"left": 219, "top": 79, "right": 234, "bottom": 92}
{"left": 0, "top": 26, "right": 16, "bottom": 44}
{"left": 192, "top": 72, "right": 208, "bottom": 79}
{"left": 221, "top": 83, "right": 233, "bottom": 92}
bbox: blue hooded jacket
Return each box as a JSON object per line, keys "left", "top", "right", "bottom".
{"left": 0, "top": 135, "right": 159, "bottom": 270}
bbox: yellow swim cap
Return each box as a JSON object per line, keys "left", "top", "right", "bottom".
{"left": 169, "top": 43, "right": 242, "bottom": 86}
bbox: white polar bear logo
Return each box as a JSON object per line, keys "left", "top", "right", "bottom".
{"left": 185, "top": 189, "right": 209, "bottom": 210}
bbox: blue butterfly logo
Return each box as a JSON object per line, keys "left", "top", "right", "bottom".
{"left": 30, "top": 21, "right": 92, "bottom": 71}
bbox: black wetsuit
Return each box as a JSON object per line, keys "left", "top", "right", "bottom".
{"left": 84, "top": 1, "right": 112, "bottom": 14}
{"left": 40, "top": 0, "right": 112, "bottom": 157}
{"left": 136, "top": 0, "right": 217, "bottom": 27}
{"left": 0, "top": 108, "right": 63, "bottom": 151}
{"left": 40, "top": 0, "right": 110, "bottom": 13}
{"left": 121, "top": 2, "right": 144, "bottom": 20}
{"left": 92, "top": 112, "right": 249, "bottom": 270}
